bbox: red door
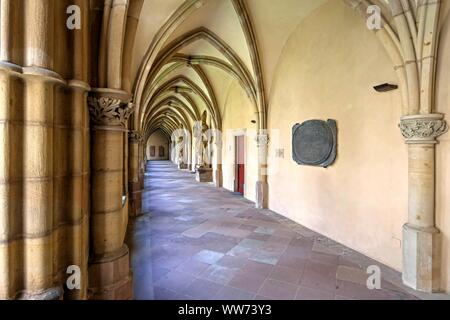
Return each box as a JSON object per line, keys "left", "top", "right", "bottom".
{"left": 236, "top": 136, "right": 245, "bottom": 194}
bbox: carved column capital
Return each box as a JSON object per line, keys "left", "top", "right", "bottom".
{"left": 256, "top": 133, "right": 269, "bottom": 147}
{"left": 399, "top": 114, "right": 448, "bottom": 144}
{"left": 129, "top": 130, "right": 143, "bottom": 144}
{"left": 88, "top": 89, "right": 134, "bottom": 127}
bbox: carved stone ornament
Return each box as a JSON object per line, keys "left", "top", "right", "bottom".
{"left": 292, "top": 119, "right": 337, "bottom": 168}
{"left": 399, "top": 114, "right": 448, "bottom": 144}
{"left": 256, "top": 133, "right": 269, "bottom": 147}
{"left": 129, "top": 131, "right": 143, "bottom": 143}
{"left": 88, "top": 96, "right": 135, "bottom": 127}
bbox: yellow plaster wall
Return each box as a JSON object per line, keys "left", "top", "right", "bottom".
{"left": 146, "top": 130, "right": 170, "bottom": 160}
{"left": 266, "top": 1, "right": 408, "bottom": 272}
{"left": 221, "top": 80, "right": 259, "bottom": 202}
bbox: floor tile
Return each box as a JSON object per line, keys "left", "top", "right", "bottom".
{"left": 228, "top": 271, "right": 267, "bottom": 293}
{"left": 129, "top": 161, "right": 421, "bottom": 301}
{"left": 257, "top": 279, "right": 298, "bottom": 300}
{"left": 199, "top": 265, "right": 238, "bottom": 285}
{"left": 183, "top": 279, "right": 225, "bottom": 300}
{"left": 300, "top": 261, "right": 338, "bottom": 293}
{"left": 295, "top": 285, "right": 335, "bottom": 300}
{"left": 216, "top": 255, "right": 248, "bottom": 269}
{"left": 176, "top": 259, "right": 211, "bottom": 276}
{"left": 227, "top": 244, "right": 255, "bottom": 258}
{"left": 193, "top": 250, "right": 225, "bottom": 264}
{"left": 154, "top": 270, "right": 195, "bottom": 292}
{"left": 215, "top": 286, "right": 255, "bottom": 300}
{"left": 250, "top": 249, "right": 281, "bottom": 266}
{"left": 153, "top": 286, "right": 178, "bottom": 300}
{"left": 269, "top": 265, "right": 303, "bottom": 284}
{"left": 242, "top": 261, "right": 274, "bottom": 277}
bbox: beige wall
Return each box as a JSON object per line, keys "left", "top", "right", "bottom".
{"left": 435, "top": 2, "right": 450, "bottom": 292}
{"left": 266, "top": 1, "right": 408, "bottom": 272}
{"left": 221, "top": 80, "right": 259, "bottom": 202}
{"left": 146, "top": 130, "right": 169, "bottom": 160}
{"left": 132, "top": 0, "right": 450, "bottom": 293}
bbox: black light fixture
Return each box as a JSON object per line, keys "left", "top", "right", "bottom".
{"left": 373, "top": 83, "right": 398, "bottom": 92}
{"left": 251, "top": 120, "right": 256, "bottom": 124}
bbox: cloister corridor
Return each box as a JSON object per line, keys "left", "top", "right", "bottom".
{"left": 4, "top": 0, "right": 450, "bottom": 303}
{"left": 128, "top": 161, "right": 420, "bottom": 300}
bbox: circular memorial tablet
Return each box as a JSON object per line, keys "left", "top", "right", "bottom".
{"left": 292, "top": 120, "right": 336, "bottom": 167}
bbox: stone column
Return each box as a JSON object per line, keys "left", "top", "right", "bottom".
{"left": 0, "top": 0, "right": 91, "bottom": 300}
{"left": 87, "top": 88, "right": 134, "bottom": 300}
{"left": 138, "top": 139, "right": 145, "bottom": 187}
{"left": 256, "top": 132, "right": 269, "bottom": 209}
{"left": 213, "top": 136, "right": 223, "bottom": 188}
{"left": 129, "top": 130, "right": 143, "bottom": 218}
{"left": 399, "top": 114, "right": 448, "bottom": 292}
{"left": 141, "top": 139, "right": 148, "bottom": 172}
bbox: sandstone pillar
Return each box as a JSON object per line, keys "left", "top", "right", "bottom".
{"left": 214, "top": 164, "right": 223, "bottom": 188}
{"left": 129, "top": 130, "right": 143, "bottom": 218}
{"left": 138, "top": 139, "right": 145, "bottom": 190}
{"left": 213, "top": 137, "right": 223, "bottom": 188}
{"left": 0, "top": 66, "right": 65, "bottom": 300}
{"left": 399, "top": 114, "right": 447, "bottom": 292}
{"left": 87, "top": 88, "right": 134, "bottom": 300}
{"left": 256, "top": 132, "right": 269, "bottom": 209}
{"left": 1, "top": 0, "right": 91, "bottom": 300}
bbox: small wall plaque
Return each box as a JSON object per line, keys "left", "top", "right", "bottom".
{"left": 275, "top": 149, "right": 285, "bottom": 158}
{"left": 292, "top": 119, "right": 337, "bottom": 168}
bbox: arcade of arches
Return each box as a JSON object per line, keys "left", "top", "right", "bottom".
{"left": 1, "top": 0, "right": 450, "bottom": 300}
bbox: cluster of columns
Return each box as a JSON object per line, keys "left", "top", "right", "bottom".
{"left": 128, "top": 130, "right": 144, "bottom": 218}
{"left": 0, "top": 0, "right": 91, "bottom": 299}
{"left": 399, "top": 114, "right": 447, "bottom": 292}
{"left": 169, "top": 127, "right": 268, "bottom": 202}
{"left": 0, "top": 0, "right": 140, "bottom": 299}
{"left": 256, "top": 132, "right": 269, "bottom": 209}
{"left": 169, "top": 125, "right": 224, "bottom": 187}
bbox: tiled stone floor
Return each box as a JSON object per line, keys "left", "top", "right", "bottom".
{"left": 128, "top": 161, "right": 426, "bottom": 300}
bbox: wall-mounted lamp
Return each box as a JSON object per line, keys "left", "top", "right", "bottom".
{"left": 251, "top": 120, "right": 256, "bottom": 124}
{"left": 373, "top": 83, "right": 398, "bottom": 92}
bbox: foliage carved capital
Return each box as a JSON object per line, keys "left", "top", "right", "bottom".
{"left": 129, "top": 130, "right": 143, "bottom": 143}
{"left": 399, "top": 114, "right": 448, "bottom": 144}
{"left": 256, "top": 133, "right": 269, "bottom": 147}
{"left": 88, "top": 92, "right": 134, "bottom": 127}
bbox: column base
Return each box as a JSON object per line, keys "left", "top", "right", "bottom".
{"left": 256, "top": 181, "right": 268, "bottom": 209}
{"left": 402, "top": 223, "right": 441, "bottom": 293}
{"left": 18, "top": 286, "right": 64, "bottom": 300}
{"left": 178, "top": 163, "right": 188, "bottom": 170}
{"left": 213, "top": 169, "right": 222, "bottom": 188}
{"left": 129, "top": 182, "right": 142, "bottom": 218}
{"left": 196, "top": 167, "right": 213, "bottom": 182}
{"left": 88, "top": 245, "right": 133, "bottom": 300}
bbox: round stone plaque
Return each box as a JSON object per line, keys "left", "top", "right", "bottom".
{"left": 292, "top": 119, "right": 337, "bottom": 167}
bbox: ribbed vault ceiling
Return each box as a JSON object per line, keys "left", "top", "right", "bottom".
{"left": 129, "top": 0, "right": 395, "bottom": 143}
